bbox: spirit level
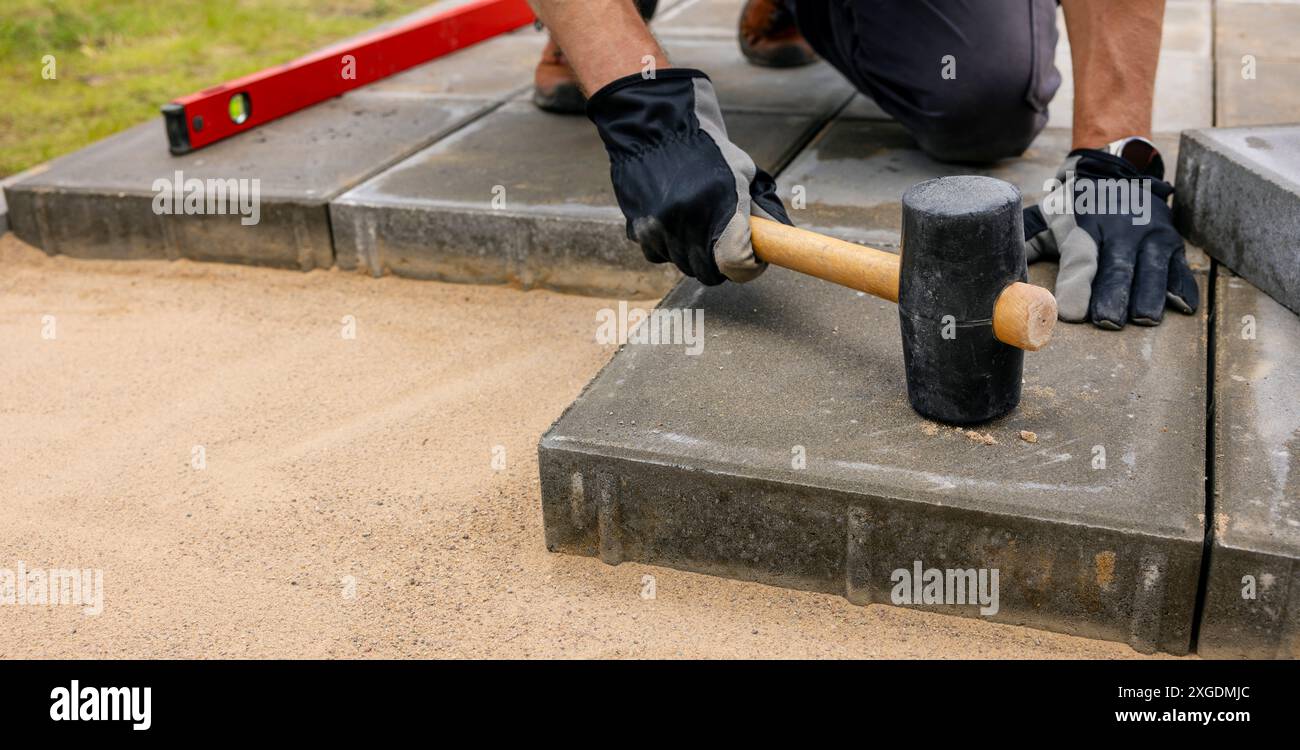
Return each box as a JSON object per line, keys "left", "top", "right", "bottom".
{"left": 162, "top": 0, "right": 535, "bottom": 155}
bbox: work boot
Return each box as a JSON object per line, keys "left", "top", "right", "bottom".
{"left": 532, "top": 0, "right": 660, "bottom": 115}
{"left": 533, "top": 36, "right": 586, "bottom": 114}
{"left": 738, "top": 0, "right": 817, "bottom": 68}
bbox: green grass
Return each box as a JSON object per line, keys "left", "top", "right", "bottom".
{"left": 0, "top": 0, "right": 439, "bottom": 177}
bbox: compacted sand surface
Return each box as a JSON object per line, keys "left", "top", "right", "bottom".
{"left": 0, "top": 235, "right": 1157, "bottom": 658}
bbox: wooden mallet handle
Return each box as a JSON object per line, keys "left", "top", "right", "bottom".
{"left": 749, "top": 217, "right": 1056, "bottom": 351}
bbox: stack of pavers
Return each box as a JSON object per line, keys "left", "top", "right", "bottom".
{"left": 4, "top": 0, "right": 1296, "bottom": 656}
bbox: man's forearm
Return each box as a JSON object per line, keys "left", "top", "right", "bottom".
{"left": 528, "top": 0, "right": 670, "bottom": 94}
{"left": 1062, "top": 0, "right": 1165, "bottom": 149}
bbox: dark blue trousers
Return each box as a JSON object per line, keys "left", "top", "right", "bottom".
{"left": 793, "top": 0, "right": 1062, "bottom": 162}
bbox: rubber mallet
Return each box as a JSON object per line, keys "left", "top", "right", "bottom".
{"left": 750, "top": 174, "right": 1055, "bottom": 424}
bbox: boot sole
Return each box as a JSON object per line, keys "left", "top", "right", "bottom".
{"left": 533, "top": 84, "right": 587, "bottom": 115}
{"left": 739, "top": 38, "right": 819, "bottom": 69}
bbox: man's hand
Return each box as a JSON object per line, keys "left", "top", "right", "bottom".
{"left": 587, "top": 69, "right": 792, "bottom": 284}
{"left": 1023, "top": 142, "right": 1198, "bottom": 328}
{"left": 530, "top": 2, "right": 784, "bottom": 283}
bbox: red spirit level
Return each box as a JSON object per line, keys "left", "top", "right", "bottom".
{"left": 162, "top": 0, "right": 535, "bottom": 155}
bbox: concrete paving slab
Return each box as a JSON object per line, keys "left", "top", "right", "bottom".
{"left": 0, "top": 178, "right": 10, "bottom": 235}
{"left": 0, "top": 163, "right": 39, "bottom": 235}
{"left": 773, "top": 118, "right": 1181, "bottom": 249}
{"left": 838, "top": 95, "right": 892, "bottom": 122}
{"left": 357, "top": 28, "right": 538, "bottom": 100}
{"left": 1210, "top": 1, "right": 1300, "bottom": 126}
{"left": 1174, "top": 125, "right": 1300, "bottom": 316}
{"left": 5, "top": 96, "right": 489, "bottom": 270}
{"left": 508, "top": 35, "right": 855, "bottom": 117}
{"left": 775, "top": 120, "right": 1072, "bottom": 247}
{"left": 657, "top": 37, "right": 855, "bottom": 116}
{"left": 1147, "top": 54, "right": 1215, "bottom": 133}
{"left": 539, "top": 262, "right": 1208, "bottom": 654}
{"left": 331, "top": 100, "right": 661, "bottom": 296}
{"left": 3, "top": 30, "right": 540, "bottom": 269}
{"left": 1199, "top": 268, "right": 1300, "bottom": 659}
{"left": 332, "top": 34, "right": 848, "bottom": 296}
{"left": 1, "top": 164, "right": 50, "bottom": 237}
{"left": 1214, "top": 59, "right": 1300, "bottom": 128}
{"left": 331, "top": 96, "right": 825, "bottom": 296}
{"left": 1159, "top": 0, "right": 1214, "bottom": 57}
{"left": 655, "top": 0, "right": 738, "bottom": 39}
{"left": 1215, "top": 0, "right": 1300, "bottom": 61}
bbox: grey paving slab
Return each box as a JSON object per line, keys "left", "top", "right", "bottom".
{"left": 1199, "top": 268, "right": 1300, "bottom": 659}
{"left": 539, "top": 261, "right": 1209, "bottom": 654}
{"left": 331, "top": 96, "right": 825, "bottom": 297}
{"left": 1215, "top": 0, "right": 1300, "bottom": 61}
{"left": 838, "top": 95, "right": 892, "bottom": 122}
{"left": 2, "top": 164, "right": 50, "bottom": 237}
{"left": 1214, "top": 58, "right": 1300, "bottom": 128}
{"left": 506, "top": 36, "right": 855, "bottom": 115}
{"left": 357, "top": 28, "right": 538, "bottom": 100}
{"left": 3, "top": 30, "right": 537, "bottom": 269}
{"left": 657, "top": 37, "right": 855, "bottom": 116}
{"left": 655, "top": 0, "right": 863, "bottom": 119}
{"left": 1212, "top": 0, "right": 1300, "bottom": 127}
{"left": 775, "top": 119, "right": 1181, "bottom": 248}
{"left": 1201, "top": 0, "right": 1300, "bottom": 126}
{"left": 332, "top": 33, "right": 849, "bottom": 297}
{"left": 1174, "top": 126, "right": 1300, "bottom": 316}
{"left": 0, "top": 168, "right": 30, "bottom": 235}
{"left": 331, "top": 100, "right": 660, "bottom": 296}
{"left": 655, "top": 0, "right": 739, "bottom": 38}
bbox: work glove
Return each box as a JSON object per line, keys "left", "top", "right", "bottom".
{"left": 1022, "top": 139, "right": 1199, "bottom": 329}
{"left": 586, "top": 68, "right": 792, "bottom": 285}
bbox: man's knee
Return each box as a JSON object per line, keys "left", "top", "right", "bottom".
{"left": 795, "top": 0, "right": 1060, "bottom": 162}
{"left": 911, "top": 79, "right": 1050, "bottom": 164}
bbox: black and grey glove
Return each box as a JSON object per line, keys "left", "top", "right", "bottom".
{"left": 1023, "top": 139, "right": 1199, "bottom": 329}
{"left": 586, "top": 68, "right": 792, "bottom": 285}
